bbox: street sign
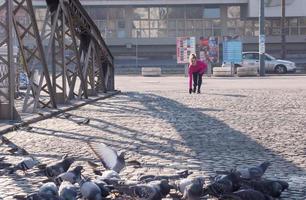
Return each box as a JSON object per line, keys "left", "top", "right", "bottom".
{"left": 176, "top": 36, "right": 196, "bottom": 64}
{"left": 259, "top": 34, "right": 265, "bottom": 54}
{"left": 223, "top": 40, "right": 242, "bottom": 63}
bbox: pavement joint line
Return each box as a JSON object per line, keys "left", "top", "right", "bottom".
{"left": 0, "top": 90, "right": 121, "bottom": 136}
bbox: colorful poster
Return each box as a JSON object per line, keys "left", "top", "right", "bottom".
{"left": 176, "top": 37, "right": 196, "bottom": 64}
{"left": 199, "top": 36, "right": 219, "bottom": 64}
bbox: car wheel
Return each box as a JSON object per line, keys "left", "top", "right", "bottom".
{"left": 274, "top": 65, "right": 287, "bottom": 74}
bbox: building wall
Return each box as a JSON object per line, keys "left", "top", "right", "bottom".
{"left": 29, "top": 1, "right": 306, "bottom": 64}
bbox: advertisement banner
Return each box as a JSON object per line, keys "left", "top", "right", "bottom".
{"left": 199, "top": 36, "right": 219, "bottom": 64}
{"left": 176, "top": 37, "right": 196, "bottom": 64}
{"left": 223, "top": 35, "right": 242, "bottom": 63}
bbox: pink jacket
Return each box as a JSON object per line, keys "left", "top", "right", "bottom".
{"left": 188, "top": 60, "right": 207, "bottom": 89}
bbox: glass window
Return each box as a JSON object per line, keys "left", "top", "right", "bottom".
{"left": 149, "top": 7, "right": 167, "bottom": 19}
{"left": 133, "top": 8, "right": 149, "bottom": 19}
{"left": 186, "top": 6, "right": 203, "bottom": 19}
{"left": 85, "top": 7, "right": 107, "bottom": 20}
{"left": 186, "top": 20, "right": 202, "bottom": 29}
{"left": 300, "top": 18, "right": 306, "bottom": 26}
{"left": 133, "top": 21, "right": 140, "bottom": 29}
{"left": 203, "top": 8, "right": 220, "bottom": 19}
{"left": 227, "top": 6, "right": 240, "bottom": 19}
{"left": 140, "top": 20, "right": 149, "bottom": 29}
{"left": 158, "top": 29, "right": 168, "bottom": 37}
{"left": 117, "top": 20, "right": 125, "bottom": 29}
{"left": 168, "top": 7, "right": 185, "bottom": 19}
{"left": 168, "top": 20, "right": 176, "bottom": 29}
{"left": 177, "top": 20, "right": 185, "bottom": 29}
{"left": 150, "top": 29, "right": 158, "bottom": 38}
{"left": 108, "top": 8, "right": 125, "bottom": 19}
{"left": 150, "top": 20, "right": 158, "bottom": 29}
{"left": 158, "top": 20, "right": 167, "bottom": 28}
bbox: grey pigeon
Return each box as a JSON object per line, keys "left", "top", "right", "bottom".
{"left": 203, "top": 170, "right": 242, "bottom": 198}
{"left": 45, "top": 155, "right": 75, "bottom": 179}
{"left": 78, "top": 177, "right": 104, "bottom": 200}
{"left": 59, "top": 181, "right": 78, "bottom": 200}
{"left": 39, "top": 182, "right": 59, "bottom": 197}
{"left": 97, "top": 170, "right": 121, "bottom": 185}
{"left": 177, "top": 176, "right": 205, "bottom": 200}
{"left": 88, "top": 142, "right": 125, "bottom": 173}
{"left": 238, "top": 161, "right": 270, "bottom": 180}
{"left": 76, "top": 118, "right": 90, "bottom": 125}
{"left": 138, "top": 170, "right": 193, "bottom": 182}
{"left": 55, "top": 165, "right": 83, "bottom": 185}
{"left": 220, "top": 189, "right": 273, "bottom": 200}
{"left": 93, "top": 179, "right": 112, "bottom": 197}
{"left": 242, "top": 179, "right": 288, "bottom": 197}
{"left": 9, "top": 157, "right": 39, "bottom": 174}
{"left": 119, "top": 179, "right": 173, "bottom": 200}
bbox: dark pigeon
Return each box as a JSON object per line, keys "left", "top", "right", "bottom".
{"left": 78, "top": 177, "right": 103, "bottom": 200}
{"left": 219, "top": 189, "right": 273, "bottom": 200}
{"left": 203, "top": 170, "right": 242, "bottom": 198}
{"left": 238, "top": 161, "right": 270, "bottom": 180}
{"left": 14, "top": 182, "right": 60, "bottom": 200}
{"left": 118, "top": 179, "right": 173, "bottom": 200}
{"left": 8, "top": 157, "right": 39, "bottom": 174}
{"left": 138, "top": 170, "right": 193, "bottom": 182}
{"left": 55, "top": 165, "right": 83, "bottom": 185}
{"left": 242, "top": 179, "right": 288, "bottom": 197}
{"left": 45, "top": 155, "right": 75, "bottom": 179}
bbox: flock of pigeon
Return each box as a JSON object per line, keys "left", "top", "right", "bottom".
{"left": 0, "top": 133, "right": 289, "bottom": 200}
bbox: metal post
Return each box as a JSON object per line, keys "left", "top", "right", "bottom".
{"left": 136, "top": 30, "right": 139, "bottom": 69}
{"left": 259, "top": 0, "right": 265, "bottom": 76}
{"left": 281, "top": 0, "right": 286, "bottom": 59}
{"left": 8, "top": 0, "right": 15, "bottom": 119}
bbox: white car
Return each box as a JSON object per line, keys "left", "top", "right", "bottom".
{"left": 239, "top": 52, "right": 296, "bottom": 74}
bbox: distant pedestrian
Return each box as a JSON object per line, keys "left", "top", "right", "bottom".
{"left": 188, "top": 53, "right": 207, "bottom": 94}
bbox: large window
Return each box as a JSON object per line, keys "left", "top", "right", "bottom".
{"left": 133, "top": 8, "right": 149, "bottom": 19}
{"left": 168, "top": 7, "right": 185, "bottom": 19}
{"left": 186, "top": 6, "right": 203, "bottom": 19}
{"left": 203, "top": 7, "right": 220, "bottom": 19}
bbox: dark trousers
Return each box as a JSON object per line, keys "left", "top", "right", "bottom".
{"left": 193, "top": 72, "right": 203, "bottom": 91}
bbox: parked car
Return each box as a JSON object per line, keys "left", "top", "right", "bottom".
{"left": 223, "top": 52, "right": 296, "bottom": 74}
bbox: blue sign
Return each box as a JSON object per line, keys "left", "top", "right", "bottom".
{"left": 223, "top": 40, "right": 242, "bottom": 63}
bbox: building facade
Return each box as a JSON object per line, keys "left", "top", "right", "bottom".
{"left": 33, "top": 0, "right": 306, "bottom": 70}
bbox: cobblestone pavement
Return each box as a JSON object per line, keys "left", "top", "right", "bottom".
{"left": 1, "top": 76, "right": 306, "bottom": 199}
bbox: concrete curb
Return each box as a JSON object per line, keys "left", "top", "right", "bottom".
{"left": 0, "top": 90, "right": 121, "bottom": 135}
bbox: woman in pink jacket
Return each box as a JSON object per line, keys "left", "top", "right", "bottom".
{"left": 188, "top": 53, "right": 208, "bottom": 94}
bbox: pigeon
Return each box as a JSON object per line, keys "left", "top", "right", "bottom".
{"left": 219, "top": 189, "right": 273, "bottom": 200}
{"left": 118, "top": 179, "right": 173, "bottom": 200}
{"left": 87, "top": 142, "right": 125, "bottom": 173}
{"left": 55, "top": 165, "right": 83, "bottom": 185}
{"left": 176, "top": 176, "right": 205, "bottom": 200}
{"left": 0, "top": 157, "right": 12, "bottom": 169}
{"left": 7, "top": 146, "right": 29, "bottom": 156}
{"left": 39, "top": 182, "right": 59, "bottom": 198}
{"left": 138, "top": 170, "right": 193, "bottom": 182}
{"left": 13, "top": 182, "right": 59, "bottom": 200}
{"left": 76, "top": 118, "right": 90, "bottom": 125}
{"left": 8, "top": 157, "right": 40, "bottom": 174}
{"left": 241, "top": 179, "right": 288, "bottom": 197}
{"left": 93, "top": 179, "right": 113, "bottom": 198}
{"left": 238, "top": 161, "right": 270, "bottom": 180}
{"left": 45, "top": 155, "right": 75, "bottom": 179}
{"left": 59, "top": 181, "right": 78, "bottom": 200}
{"left": 203, "top": 170, "right": 242, "bottom": 198}
{"left": 78, "top": 177, "right": 104, "bottom": 200}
